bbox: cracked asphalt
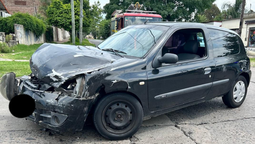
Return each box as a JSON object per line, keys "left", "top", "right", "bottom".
{"left": 0, "top": 68, "right": 254, "bottom": 144}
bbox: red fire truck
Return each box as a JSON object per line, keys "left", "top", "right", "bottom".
{"left": 111, "top": 10, "right": 162, "bottom": 35}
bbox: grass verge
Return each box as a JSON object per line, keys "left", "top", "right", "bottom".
{"left": 0, "top": 39, "right": 95, "bottom": 61}
{"left": 250, "top": 58, "right": 255, "bottom": 67}
{"left": 0, "top": 44, "right": 42, "bottom": 60}
{"left": 0, "top": 61, "right": 31, "bottom": 78}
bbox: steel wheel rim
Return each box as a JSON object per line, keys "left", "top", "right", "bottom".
{"left": 233, "top": 80, "right": 246, "bottom": 103}
{"left": 102, "top": 101, "right": 135, "bottom": 134}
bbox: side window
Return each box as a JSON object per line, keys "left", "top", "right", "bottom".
{"left": 209, "top": 29, "right": 240, "bottom": 57}
{"left": 162, "top": 29, "right": 207, "bottom": 62}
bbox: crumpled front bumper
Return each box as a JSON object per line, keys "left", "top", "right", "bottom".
{"left": 0, "top": 74, "right": 93, "bottom": 132}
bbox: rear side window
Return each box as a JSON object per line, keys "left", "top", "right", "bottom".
{"left": 209, "top": 29, "right": 240, "bottom": 57}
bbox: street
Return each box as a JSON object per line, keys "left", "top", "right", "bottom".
{"left": 88, "top": 39, "right": 103, "bottom": 46}
{"left": 0, "top": 68, "right": 254, "bottom": 144}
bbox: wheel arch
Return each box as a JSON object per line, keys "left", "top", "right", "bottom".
{"left": 89, "top": 90, "right": 144, "bottom": 116}
{"left": 240, "top": 72, "right": 250, "bottom": 86}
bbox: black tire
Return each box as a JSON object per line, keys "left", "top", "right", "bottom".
{"left": 222, "top": 76, "right": 247, "bottom": 108}
{"left": 93, "top": 93, "right": 143, "bottom": 140}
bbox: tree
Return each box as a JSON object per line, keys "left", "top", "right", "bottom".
{"left": 47, "top": 0, "right": 91, "bottom": 34}
{"left": 196, "top": 14, "right": 208, "bottom": 23}
{"left": 204, "top": 4, "right": 221, "bottom": 21}
{"left": 104, "top": 0, "right": 215, "bottom": 21}
{"left": 214, "top": 14, "right": 223, "bottom": 21}
{"left": 89, "top": 1, "right": 103, "bottom": 39}
{"left": 222, "top": 0, "right": 243, "bottom": 19}
{"left": 99, "top": 19, "right": 110, "bottom": 39}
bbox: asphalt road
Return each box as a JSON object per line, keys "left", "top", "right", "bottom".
{"left": 88, "top": 39, "right": 103, "bottom": 46}
{"left": 0, "top": 68, "right": 254, "bottom": 144}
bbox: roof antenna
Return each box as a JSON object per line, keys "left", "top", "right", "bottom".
{"left": 144, "top": 19, "right": 149, "bottom": 24}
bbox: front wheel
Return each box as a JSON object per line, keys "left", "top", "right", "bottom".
{"left": 93, "top": 93, "right": 143, "bottom": 140}
{"left": 222, "top": 76, "right": 248, "bottom": 108}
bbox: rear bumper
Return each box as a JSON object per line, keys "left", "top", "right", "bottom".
{"left": 0, "top": 73, "right": 94, "bottom": 132}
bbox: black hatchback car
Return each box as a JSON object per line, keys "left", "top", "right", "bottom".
{"left": 0, "top": 23, "right": 252, "bottom": 140}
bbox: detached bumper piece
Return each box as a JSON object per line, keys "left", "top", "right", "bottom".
{"left": 0, "top": 72, "right": 18, "bottom": 101}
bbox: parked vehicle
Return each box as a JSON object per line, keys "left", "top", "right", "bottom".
{"left": 0, "top": 22, "right": 251, "bottom": 140}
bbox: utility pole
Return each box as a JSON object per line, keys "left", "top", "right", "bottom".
{"left": 239, "top": 0, "right": 246, "bottom": 36}
{"left": 79, "top": 0, "right": 83, "bottom": 44}
{"left": 71, "top": 0, "right": 75, "bottom": 45}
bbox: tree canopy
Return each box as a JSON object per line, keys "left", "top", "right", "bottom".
{"left": 204, "top": 4, "right": 221, "bottom": 21}
{"left": 222, "top": 0, "right": 243, "bottom": 19}
{"left": 104, "top": 0, "right": 215, "bottom": 21}
{"left": 89, "top": 1, "right": 103, "bottom": 39}
{"left": 47, "top": 0, "right": 91, "bottom": 33}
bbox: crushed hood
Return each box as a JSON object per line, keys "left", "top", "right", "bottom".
{"left": 30, "top": 43, "right": 122, "bottom": 87}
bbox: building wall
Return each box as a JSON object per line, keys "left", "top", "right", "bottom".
{"left": 52, "top": 26, "right": 70, "bottom": 42}
{"left": 205, "top": 22, "right": 222, "bottom": 27}
{"left": 3, "top": 0, "right": 41, "bottom": 15}
{"left": 222, "top": 19, "right": 240, "bottom": 29}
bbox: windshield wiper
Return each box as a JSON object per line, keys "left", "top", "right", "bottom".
{"left": 102, "top": 48, "right": 126, "bottom": 57}
{"left": 148, "top": 29, "right": 156, "bottom": 44}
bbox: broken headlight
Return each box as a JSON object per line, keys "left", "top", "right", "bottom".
{"left": 60, "top": 75, "right": 86, "bottom": 98}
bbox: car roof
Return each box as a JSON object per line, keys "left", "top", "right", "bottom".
{"left": 147, "top": 22, "right": 238, "bottom": 35}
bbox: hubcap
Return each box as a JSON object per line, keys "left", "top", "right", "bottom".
{"left": 104, "top": 102, "right": 133, "bottom": 131}
{"left": 233, "top": 80, "right": 246, "bottom": 103}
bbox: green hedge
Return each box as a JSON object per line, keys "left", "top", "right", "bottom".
{"left": 0, "top": 13, "right": 46, "bottom": 37}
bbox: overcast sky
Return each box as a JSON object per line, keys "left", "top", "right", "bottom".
{"left": 89, "top": 0, "right": 255, "bottom": 11}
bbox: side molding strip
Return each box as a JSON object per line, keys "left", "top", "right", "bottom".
{"left": 212, "top": 79, "right": 229, "bottom": 86}
{"left": 154, "top": 79, "right": 229, "bottom": 100}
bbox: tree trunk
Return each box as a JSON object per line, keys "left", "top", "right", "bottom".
{"left": 79, "top": 0, "right": 83, "bottom": 44}
{"left": 71, "top": 0, "right": 75, "bottom": 44}
{"left": 238, "top": 0, "right": 246, "bottom": 36}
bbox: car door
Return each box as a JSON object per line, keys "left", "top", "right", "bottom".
{"left": 147, "top": 28, "right": 215, "bottom": 112}
{"left": 207, "top": 29, "right": 243, "bottom": 98}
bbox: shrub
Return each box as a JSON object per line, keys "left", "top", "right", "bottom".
{"left": 45, "top": 26, "right": 53, "bottom": 42}
{"left": 0, "top": 13, "right": 46, "bottom": 37}
{"left": 0, "top": 43, "right": 12, "bottom": 53}
{"left": 5, "top": 35, "right": 12, "bottom": 43}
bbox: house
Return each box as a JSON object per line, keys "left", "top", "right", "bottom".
{"left": 0, "top": 0, "right": 11, "bottom": 17}
{"left": 222, "top": 13, "right": 255, "bottom": 47}
{"left": 1, "top": 0, "right": 41, "bottom": 15}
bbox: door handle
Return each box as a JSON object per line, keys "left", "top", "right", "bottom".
{"left": 204, "top": 67, "right": 211, "bottom": 75}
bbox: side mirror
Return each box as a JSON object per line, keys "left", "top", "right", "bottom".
{"left": 152, "top": 53, "right": 178, "bottom": 68}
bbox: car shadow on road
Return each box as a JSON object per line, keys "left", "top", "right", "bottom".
{"left": 3, "top": 96, "right": 244, "bottom": 143}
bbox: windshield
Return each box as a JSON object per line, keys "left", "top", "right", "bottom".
{"left": 125, "top": 16, "right": 162, "bottom": 27}
{"left": 98, "top": 25, "right": 168, "bottom": 57}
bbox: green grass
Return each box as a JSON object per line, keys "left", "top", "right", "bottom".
{"left": 63, "top": 39, "right": 95, "bottom": 46}
{"left": 0, "top": 61, "right": 31, "bottom": 78}
{"left": 0, "top": 44, "right": 42, "bottom": 60}
{"left": 250, "top": 58, "right": 255, "bottom": 67}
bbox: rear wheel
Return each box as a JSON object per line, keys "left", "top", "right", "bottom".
{"left": 93, "top": 93, "right": 143, "bottom": 140}
{"left": 222, "top": 76, "right": 247, "bottom": 108}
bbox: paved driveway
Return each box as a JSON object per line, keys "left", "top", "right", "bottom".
{"left": 88, "top": 39, "right": 103, "bottom": 46}
{"left": 0, "top": 68, "right": 254, "bottom": 143}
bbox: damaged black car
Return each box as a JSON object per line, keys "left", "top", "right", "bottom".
{"left": 0, "top": 23, "right": 252, "bottom": 140}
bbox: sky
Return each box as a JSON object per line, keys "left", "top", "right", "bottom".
{"left": 89, "top": 0, "right": 255, "bottom": 11}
